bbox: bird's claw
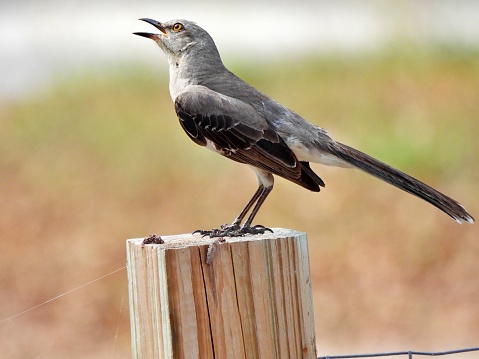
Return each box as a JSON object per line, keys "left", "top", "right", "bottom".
{"left": 193, "top": 224, "right": 273, "bottom": 238}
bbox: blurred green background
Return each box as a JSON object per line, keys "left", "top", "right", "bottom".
{"left": 1, "top": 1, "right": 478, "bottom": 358}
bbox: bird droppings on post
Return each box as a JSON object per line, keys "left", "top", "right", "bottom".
{"left": 205, "top": 237, "right": 226, "bottom": 265}
{"left": 141, "top": 234, "right": 164, "bottom": 247}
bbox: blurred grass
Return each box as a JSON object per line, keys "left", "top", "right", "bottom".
{"left": 0, "top": 46, "right": 478, "bottom": 358}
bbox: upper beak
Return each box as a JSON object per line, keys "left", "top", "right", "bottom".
{"left": 133, "top": 18, "right": 167, "bottom": 39}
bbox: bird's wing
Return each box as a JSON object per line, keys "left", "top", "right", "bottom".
{"left": 174, "top": 85, "right": 324, "bottom": 191}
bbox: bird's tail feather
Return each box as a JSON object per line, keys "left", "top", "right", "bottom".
{"left": 327, "top": 141, "right": 474, "bottom": 224}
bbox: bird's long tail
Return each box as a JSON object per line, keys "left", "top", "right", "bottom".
{"left": 327, "top": 141, "right": 474, "bottom": 223}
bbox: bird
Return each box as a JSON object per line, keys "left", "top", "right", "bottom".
{"left": 134, "top": 18, "right": 474, "bottom": 237}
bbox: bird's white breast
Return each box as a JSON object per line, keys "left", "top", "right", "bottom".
{"left": 169, "top": 77, "right": 190, "bottom": 101}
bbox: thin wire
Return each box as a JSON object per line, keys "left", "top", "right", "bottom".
{"left": 0, "top": 239, "right": 155, "bottom": 325}
{"left": 318, "top": 346, "right": 479, "bottom": 359}
{"left": 0, "top": 266, "right": 126, "bottom": 324}
{"left": 110, "top": 294, "right": 126, "bottom": 358}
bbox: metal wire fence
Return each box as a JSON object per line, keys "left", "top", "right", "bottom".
{"left": 318, "top": 346, "right": 479, "bottom": 358}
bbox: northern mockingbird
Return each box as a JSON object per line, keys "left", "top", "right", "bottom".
{"left": 134, "top": 18, "right": 474, "bottom": 237}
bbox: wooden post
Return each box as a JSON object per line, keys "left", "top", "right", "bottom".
{"left": 126, "top": 228, "right": 317, "bottom": 359}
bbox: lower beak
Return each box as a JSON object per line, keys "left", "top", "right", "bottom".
{"left": 133, "top": 32, "right": 156, "bottom": 39}
{"left": 133, "top": 18, "right": 167, "bottom": 39}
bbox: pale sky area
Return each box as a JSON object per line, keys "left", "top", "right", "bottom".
{"left": 1, "top": 0, "right": 478, "bottom": 99}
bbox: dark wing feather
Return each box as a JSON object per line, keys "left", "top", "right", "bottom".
{"left": 177, "top": 110, "right": 207, "bottom": 146}
{"left": 174, "top": 85, "right": 324, "bottom": 192}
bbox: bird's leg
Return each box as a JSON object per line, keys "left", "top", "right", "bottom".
{"left": 193, "top": 184, "right": 272, "bottom": 237}
{"left": 239, "top": 185, "right": 274, "bottom": 235}
{"left": 229, "top": 185, "right": 264, "bottom": 228}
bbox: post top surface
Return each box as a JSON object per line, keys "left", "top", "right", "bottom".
{"left": 128, "top": 228, "right": 306, "bottom": 249}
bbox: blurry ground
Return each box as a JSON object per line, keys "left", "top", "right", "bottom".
{"left": 0, "top": 47, "right": 478, "bottom": 358}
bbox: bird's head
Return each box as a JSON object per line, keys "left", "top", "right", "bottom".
{"left": 134, "top": 18, "right": 221, "bottom": 67}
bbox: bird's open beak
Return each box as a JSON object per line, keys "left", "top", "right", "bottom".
{"left": 133, "top": 18, "right": 167, "bottom": 39}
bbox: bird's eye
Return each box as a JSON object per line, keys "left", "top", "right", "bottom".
{"left": 172, "top": 23, "right": 184, "bottom": 32}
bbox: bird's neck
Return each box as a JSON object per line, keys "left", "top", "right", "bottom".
{"left": 167, "top": 49, "right": 227, "bottom": 100}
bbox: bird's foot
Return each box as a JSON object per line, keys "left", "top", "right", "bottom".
{"left": 193, "top": 223, "right": 241, "bottom": 238}
{"left": 241, "top": 224, "right": 274, "bottom": 236}
{"left": 193, "top": 223, "right": 273, "bottom": 238}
